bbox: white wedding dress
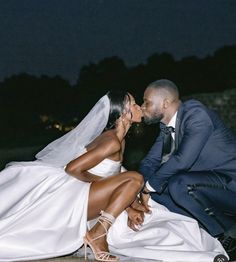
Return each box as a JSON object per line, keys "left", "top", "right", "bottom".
{"left": 0, "top": 150, "right": 227, "bottom": 262}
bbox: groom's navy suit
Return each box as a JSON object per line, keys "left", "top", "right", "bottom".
{"left": 140, "top": 99, "right": 236, "bottom": 236}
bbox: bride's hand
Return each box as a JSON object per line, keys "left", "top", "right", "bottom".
{"left": 126, "top": 207, "right": 144, "bottom": 231}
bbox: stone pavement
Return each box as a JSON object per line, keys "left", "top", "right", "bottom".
{"left": 23, "top": 243, "right": 236, "bottom": 262}
{"left": 24, "top": 251, "right": 236, "bottom": 262}
{"left": 25, "top": 249, "right": 159, "bottom": 262}
{"left": 26, "top": 256, "right": 236, "bottom": 262}
{"left": 27, "top": 255, "right": 154, "bottom": 262}
{"left": 28, "top": 257, "right": 86, "bottom": 262}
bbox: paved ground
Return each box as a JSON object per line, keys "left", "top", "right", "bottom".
{"left": 26, "top": 256, "right": 236, "bottom": 262}
{"left": 25, "top": 249, "right": 158, "bottom": 262}
{"left": 24, "top": 249, "right": 236, "bottom": 262}
{"left": 28, "top": 257, "right": 86, "bottom": 262}
{"left": 27, "top": 255, "right": 152, "bottom": 262}
{"left": 25, "top": 247, "right": 236, "bottom": 262}
{"left": 16, "top": 244, "right": 236, "bottom": 262}
{"left": 27, "top": 257, "right": 236, "bottom": 262}
{"left": 26, "top": 254, "right": 95, "bottom": 262}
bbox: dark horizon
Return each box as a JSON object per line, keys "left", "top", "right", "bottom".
{"left": 0, "top": 44, "right": 236, "bottom": 169}
{"left": 0, "top": 44, "right": 235, "bottom": 86}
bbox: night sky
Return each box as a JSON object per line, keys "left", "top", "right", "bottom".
{"left": 0, "top": 0, "right": 235, "bottom": 84}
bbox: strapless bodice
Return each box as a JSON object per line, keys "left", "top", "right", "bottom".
{"left": 83, "top": 148, "right": 122, "bottom": 177}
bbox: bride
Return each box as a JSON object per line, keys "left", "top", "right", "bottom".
{"left": 0, "top": 91, "right": 227, "bottom": 262}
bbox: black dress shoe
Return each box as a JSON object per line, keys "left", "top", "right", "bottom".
{"left": 218, "top": 235, "right": 236, "bottom": 261}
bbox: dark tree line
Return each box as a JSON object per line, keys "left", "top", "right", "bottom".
{"left": 77, "top": 45, "right": 236, "bottom": 101}
{"left": 0, "top": 45, "right": 235, "bottom": 148}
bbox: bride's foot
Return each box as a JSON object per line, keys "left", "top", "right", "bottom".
{"left": 84, "top": 211, "right": 119, "bottom": 262}
{"left": 84, "top": 232, "right": 117, "bottom": 261}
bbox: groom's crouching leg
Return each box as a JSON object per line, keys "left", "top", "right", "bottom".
{"left": 168, "top": 172, "right": 232, "bottom": 237}
{"left": 167, "top": 172, "right": 208, "bottom": 219}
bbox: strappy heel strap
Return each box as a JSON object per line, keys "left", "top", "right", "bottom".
{"left": 99, "top": 210, "right": 115, "bottom": 226}
{"left": 90, "top": 210, "right": 116, "bottom": 242}
{"left": 84, "top": 210, "right": 119, "bottom": 261}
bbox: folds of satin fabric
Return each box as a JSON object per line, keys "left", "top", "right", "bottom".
{"left": 0, "top": 157, "right": 227, "bottom": 262}
{"left": 108, "top": 199, "right": 227, "bottom": 262}
{"left": 0, "top": 163, "right": 90, "bottom": 261}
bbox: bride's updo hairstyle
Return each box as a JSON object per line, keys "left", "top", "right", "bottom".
{"left": 105, "top": 90, "right": 130, "bottom": 130}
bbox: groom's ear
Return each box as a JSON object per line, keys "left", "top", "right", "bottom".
{"left": 163, "top": 98, "right": 170, "bottom": 109}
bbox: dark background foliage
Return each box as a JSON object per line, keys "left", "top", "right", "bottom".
{"left": 0, "top": 45, "right": 236, "bottom": 169}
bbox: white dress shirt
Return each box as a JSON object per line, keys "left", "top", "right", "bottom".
{"left": 145, "top": 112, "right": 177, "bottom": 192}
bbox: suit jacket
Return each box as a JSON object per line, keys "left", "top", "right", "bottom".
{"left": 139, "top": 99, "right": 236, "bottom": 193}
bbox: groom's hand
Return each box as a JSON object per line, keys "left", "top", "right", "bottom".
{"left": 140, "top": 191, "right": 151, "bottom": 214}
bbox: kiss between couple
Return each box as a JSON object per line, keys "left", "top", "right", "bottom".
{"left": 1, "top": 79, "right": 234, "bottom": 262}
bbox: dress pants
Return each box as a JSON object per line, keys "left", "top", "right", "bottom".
{"left": 151, "top": 171, "right": 236, "bottom": 236}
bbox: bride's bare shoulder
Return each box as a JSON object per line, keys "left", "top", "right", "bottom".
{"left": 99, "top": 130, "right": 121, "bottom": 148}
{"left": 88, "top": 130, "right": 121, "bottom": 152}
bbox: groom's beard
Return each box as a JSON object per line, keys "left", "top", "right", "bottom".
{"left": 143, "top": 114, "right": 163, "bottom": 125}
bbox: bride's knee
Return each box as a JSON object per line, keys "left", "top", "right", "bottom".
{"left": 125, "top": 171, "right": 144, "bottom": 188}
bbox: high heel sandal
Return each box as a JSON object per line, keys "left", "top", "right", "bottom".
{"left": 83, "top": 210, "right": 119, "bottom": 261}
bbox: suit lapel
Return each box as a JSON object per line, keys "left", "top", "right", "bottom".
{"left": 174, "top": 102, "right": 184, "bottom": 151}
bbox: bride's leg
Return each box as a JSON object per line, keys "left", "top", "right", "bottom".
{"left": 85, "top": 171, "right": 143, "bottom": 260}
{"left": 88, "top": 171, "right": 144, "bottom": 219}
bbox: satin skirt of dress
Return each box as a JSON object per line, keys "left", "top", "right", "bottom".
{"left": 107, "top": 199, "right": 228, "bottom": 262}
{"left": 0, "top": 157, "right": 228, "bottom": 262}
{"left": 0, "top": 162, "right": 90, "bottom": 261}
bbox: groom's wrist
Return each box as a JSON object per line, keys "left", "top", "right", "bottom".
{"left": 141, "top": 185, "right": 150, "bottom": 194}
{"left": 145, "top": 181, "right": 156, "bottom": 192}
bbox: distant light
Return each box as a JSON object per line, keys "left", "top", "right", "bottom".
{"left": 39, "top": 114, "right": 49, "bottom": 123}
{"left": 54, "top": 123, "right": 63, "bottom": 131}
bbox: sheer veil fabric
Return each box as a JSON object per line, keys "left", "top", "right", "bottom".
{"left": 0, "top": 95, "right": 111, "bottom": 261}
{"left": 35, "top": 95, "right": 110, "bottom": 167}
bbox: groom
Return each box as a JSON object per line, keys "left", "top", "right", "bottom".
{"left": 139, "top": 79, "right": 236, "bottom": 260}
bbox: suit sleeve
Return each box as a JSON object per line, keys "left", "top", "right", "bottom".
{"left": 139, "top": 133, "right": 164, "bottom": 182}
{"left": 148, "top": 108, "right": 214, "bottom": 193}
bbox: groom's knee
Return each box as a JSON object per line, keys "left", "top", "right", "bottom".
{"left": 168, "top": 173, "right": 191, "bottom": 203}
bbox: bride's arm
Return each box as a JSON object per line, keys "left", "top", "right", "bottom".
{"left": 65, "top": 139, "right": 120, "bottom": 182}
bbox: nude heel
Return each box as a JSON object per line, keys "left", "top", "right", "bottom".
{"left": 83, "top": 210, "right": 119, "bottom": 262}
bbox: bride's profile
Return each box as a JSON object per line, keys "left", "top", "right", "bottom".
{"left": 0, "top": 90, "right": 227, "bottom": 262}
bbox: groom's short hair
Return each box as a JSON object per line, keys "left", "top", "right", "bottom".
{"left": 147, "top": 79, "right": 179, "bottom": 99}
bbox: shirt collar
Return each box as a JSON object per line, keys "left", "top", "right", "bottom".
{"left": 167, "top": 111, "right": 177, "bottom": 128}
